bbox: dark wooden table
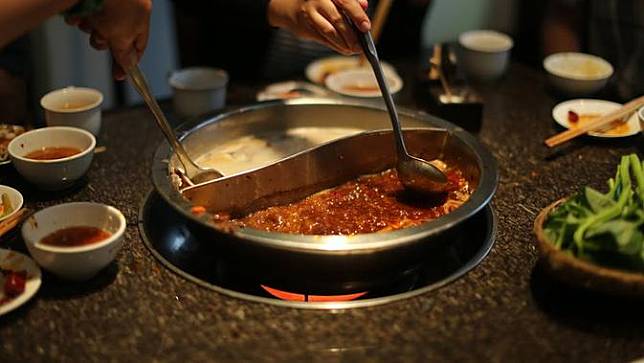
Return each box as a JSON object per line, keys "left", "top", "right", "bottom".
{"left": 1, "top": 61, "right": 642, "bottom": 362}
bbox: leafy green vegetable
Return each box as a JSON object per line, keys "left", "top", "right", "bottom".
{"left": 544, "top": 153, "right": 644, "bottom": 272}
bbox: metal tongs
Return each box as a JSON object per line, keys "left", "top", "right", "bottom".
{"left": 126, "top": 62, "right": 223, "bottom": 185}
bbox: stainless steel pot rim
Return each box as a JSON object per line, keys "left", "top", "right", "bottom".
{"left": 152, "top": 98, "right": 498, "bottom": 254}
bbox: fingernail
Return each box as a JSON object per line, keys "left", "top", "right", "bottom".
{"left": 360, "top": 21, "right": 371, "bottom": 32}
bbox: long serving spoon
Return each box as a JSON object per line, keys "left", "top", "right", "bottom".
{"left": 350, "top": 23, "right": 449, "bottom": 193}
{"left": 126, "top": 63, "right": 223, "bottom": 185}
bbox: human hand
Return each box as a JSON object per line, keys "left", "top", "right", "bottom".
{"left": 267, "top": 0, "right": 371, "bottom": 55}
{"left": 67, "top": 0, "right": 152, "bottom": 80}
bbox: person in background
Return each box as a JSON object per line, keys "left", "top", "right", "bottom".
{"left": 173, "top": 0, "right": 376, "bottom": 81}
{"left": 0, "top": 0, "right": 152, "bottom": 79}
{"left": 0, "top": 38, "right": 30, "bottom": 124}
{"left": 0, "top": 0, "right": 151, "bottom": 126}
{"left": 262, "top": 0, "right": 431, "bottom": 80}
{"left": 542, "top": 0, "right": 644, "bottom": 101}
{"left": 173, "top": 0, "right": 429, "bottom": 81}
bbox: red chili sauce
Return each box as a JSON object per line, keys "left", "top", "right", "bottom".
{"left": 40, "top": 226, "right": 111, "bottom": 247}
{"left": 25, "top": 147, "right": 82, "bottom": 160}
{"left": 1, "top": 269, "right": 26, "bottom": 304}
{"left": 214, "top": 168, "right": 471, "bottom": 235}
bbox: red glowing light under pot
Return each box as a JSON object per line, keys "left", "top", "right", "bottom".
{"left": 260, "top": 285, "right": 368, "bottom": 302}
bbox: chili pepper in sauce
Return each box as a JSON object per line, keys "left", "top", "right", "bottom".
{"left": 568, "top": 110, "right": 579, "bottom": 123}
{"left": 3, "top": 270, "right": 26, "bottom": 297}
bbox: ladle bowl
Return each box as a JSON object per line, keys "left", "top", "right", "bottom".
{"left": 353, "top": 23, "right": 449, "bottom": 194}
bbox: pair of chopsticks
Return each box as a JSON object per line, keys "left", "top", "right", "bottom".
{"left": 545, "top": 95, "right": 644, "bottom": 147}
{"left": 0, "top": 208, "right": 29, "bottom": 239}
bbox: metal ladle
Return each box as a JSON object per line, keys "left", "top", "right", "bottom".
{"left": 126, "top": 64, "right": 223, "bottom": 185}
{"left": 351, "top": 25, "right": 448, "bottom": 193}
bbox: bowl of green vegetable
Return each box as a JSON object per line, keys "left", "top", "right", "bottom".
{"left": 534, "top": 154, "right": 644, "bottom": 297}
{"left": 0, "top": 185, "right": 23, "bottom": 223}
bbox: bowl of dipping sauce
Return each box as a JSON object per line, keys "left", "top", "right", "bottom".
{"left": 8, "top": 126, "right": 96, "bottom": 190}
{"left": 22, "top": 202, "right": 126, "bottom": 281}
{"left": 543, "top": 52, "right": 613, "bottom": 96}
{"left": 40, "top": 87, "right": 103, "bottom": 136}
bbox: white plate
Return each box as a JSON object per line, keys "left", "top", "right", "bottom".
{"left": 325, "top": 68, "right": 403, "bottom": 98}
{"left": 0, "top": 124, "right": 26, "bottom": 166}
{"left": 0, "top": 185, "right": 24, "bottom": 223}
{"left": 305, "top": 56, "right": 397, "bottom": 85}
{"left": 0, "top": 248, "right": 41, "bottom": 315}
{"left": 552, "top": 99, "right": 641, "bottom": 138}
{"left": 256, "top": 81, "right": 332, "bottom": 101}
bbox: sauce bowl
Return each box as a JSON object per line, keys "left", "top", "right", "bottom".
{"left": 22, "top": 202, "right": 126, "bottom": 281}
{"left": 543, "top": 52, "right": 613, "bottom": 96}
{"left": 8, "top": 127, "right": 95, "bottom": 190}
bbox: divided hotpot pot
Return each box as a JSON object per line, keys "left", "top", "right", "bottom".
{"left": 151, "top": 98, "right": 498, "bottom": 293}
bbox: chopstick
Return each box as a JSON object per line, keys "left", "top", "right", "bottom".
{"left": 0, "top": 208, "right": 29, "bottom": 239}
{"left": 370, "top": 0, "right": 393, "bottom": 43}
{"left": 545, "top": 95, "right": 644, "bottom": 147}
{"left": 358, "top": 0, "right": 393, "bottom": 65}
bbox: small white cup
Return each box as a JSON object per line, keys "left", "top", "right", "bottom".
{"left": 457, "top": 30, "right": 514, "bottom": 81}
{"left": 169, "top": 67, "right": 229, "bottom": 118}
{"left": 40, "top": 87, "right": 103, "bottom": 136}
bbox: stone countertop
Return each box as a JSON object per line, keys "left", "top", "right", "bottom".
{"left": 1, "top": 62, "right": 643, "bottom": 362}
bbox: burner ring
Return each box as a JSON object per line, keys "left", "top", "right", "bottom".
{"left": 139, "top": 191, "right": 496, "bottom": 309}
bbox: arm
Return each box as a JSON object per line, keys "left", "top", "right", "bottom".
{"left": 68, "top": 0, "right": 152, "bottom": 80}
{"left": 174, "top": 0, "right": 371, "bottom": 55}
{"left": 267, "top": 0, "right": 371, "bottom": 55}
{"left": 0, "top": 0, "right": 79, "bottom": 48}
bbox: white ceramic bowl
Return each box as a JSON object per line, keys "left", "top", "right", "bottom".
{"left": 325, "top": 68, "right": 403, "bottom": 98}
{"left": 0, "top": 185, "right": 23, "bottom": 222}
{"left": 8, "top": 127, "right": 95, "bottom": 190}
{"left": 457, "top": 30, "right": 514, "bottom": 81}
{"left": 169, "top": 67, "right": 228, "bottom": 118}
{"left": 40, "top": 87, "right": 103, "bottom": 136}
{"left": 543, "top": 52, "right": 613, "bottom": 96}
{"left": 22, "top": 202, "right": 126, "bottom": 281}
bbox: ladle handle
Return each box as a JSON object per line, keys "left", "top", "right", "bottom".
{"left": 350, "top": 20, "right": 408, "bottom": 157}
{"left": 126, "top": 62, "right": 201, "bottom": 175}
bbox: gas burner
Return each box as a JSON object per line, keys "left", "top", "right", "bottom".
{"left": 139, "top": 191, "right": 496, "bottom": 309}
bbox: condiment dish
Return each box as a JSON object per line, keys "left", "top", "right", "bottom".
{"left": 0, "top": 124, "right": 25, "bottom": 166}
{"left": 0, "top": 248, "right": 41, "bottom": 315}
{"left": 22, "top": 202, "right": 126, "bottom": 281}
{"left": 0, "top": 185, "right": 23, "bottom": 223}
{"left": 8, "top": 126, "right": 95, "bottom": 190}
{"left": 325, "top": 68, "right": 403, "bottom": 98}
{"left": 305, "top": 55, "right": 397, "bottom": 85}
{"left": 543, "top": 52, "right": 613, "bottom": 96}
{"left": 534, "top": 199, "right": 644, "bottom": 298}
{"left": 552, "top": 99, "right": 641, "bottom": 138}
